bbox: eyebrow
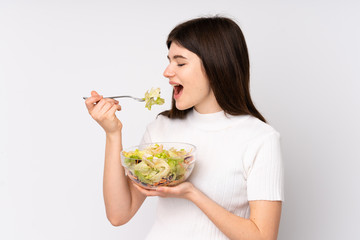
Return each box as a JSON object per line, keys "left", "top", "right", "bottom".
{"left": 167, "top": 55, "right": 188, "bottom": 60}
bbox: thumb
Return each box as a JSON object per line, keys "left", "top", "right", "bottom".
{"left": 91, "top": 90, "right": 100, "bottom": 97}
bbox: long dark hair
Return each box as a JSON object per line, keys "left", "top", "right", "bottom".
{"left": 160, "top": 16, "right": 266, "bottom": 123}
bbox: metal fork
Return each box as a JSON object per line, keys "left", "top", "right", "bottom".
{"left": 83, "top": 95, "right": 145, "bottom": 102}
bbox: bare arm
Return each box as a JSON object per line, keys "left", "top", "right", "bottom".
{"left": 103, "top": 132, "right": 146, "bottom": 225}
{"left": 85, "top": 90, "right": 146, "bottom": 226}
{"left": 133, "top": 182, "right": 281, "bottom": 240}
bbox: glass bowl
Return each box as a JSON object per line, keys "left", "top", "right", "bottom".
{"left": 121, "top": 142, "right": 196, "bottom": 190}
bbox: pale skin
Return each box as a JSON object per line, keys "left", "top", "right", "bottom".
{"left": 85, "top": 43, "right": 282, "bottom": 240}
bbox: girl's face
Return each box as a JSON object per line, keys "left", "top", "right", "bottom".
{"left": 163, "top": 42, "right": 221, "bottom": 114}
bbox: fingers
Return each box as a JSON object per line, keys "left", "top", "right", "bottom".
{"left": 89, "top": 100, "right": 119, "bottom": 122}
{"left": 97, "top": 99, "right": 120, "bottom": 116}
{"left": 105, "top": 103, "right": 121, "bottom": 118}
{"left": 85, "top": 90, "right": 121, "bottom": 115}
{"left": 132, "top": 183, "right": 161, "bottom": 197}
{"left": 85, "top": 92, "right": 103, "bottom": 112}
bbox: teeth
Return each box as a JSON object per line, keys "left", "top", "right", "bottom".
{"left": 170, "top": 82, "right": 182, "bottom": 88}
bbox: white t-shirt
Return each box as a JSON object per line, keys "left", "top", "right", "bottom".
{"left": 141, "top": 109, "right": 284, "bottom": 240}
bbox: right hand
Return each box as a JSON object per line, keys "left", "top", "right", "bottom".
{"left": 85, "top": 90, "right": 122, "bottom": 134}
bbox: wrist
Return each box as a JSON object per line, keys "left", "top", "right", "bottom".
{"left": 106, "top": 130, "right": 122, "bottom": 140}
{"left": 186, "top": 183, "right": 201, "bottom": 201}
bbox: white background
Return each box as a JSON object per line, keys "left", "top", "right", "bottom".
{"left": 1, "top": 0, "right": 359, "bottom": 239}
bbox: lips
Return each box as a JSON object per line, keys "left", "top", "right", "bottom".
{"left": 169, "top": 81, "right": 184, "bottom": 100}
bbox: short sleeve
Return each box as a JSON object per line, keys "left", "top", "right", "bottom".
{"left": 246, "top": 132, "right": 284, "bottom": 201}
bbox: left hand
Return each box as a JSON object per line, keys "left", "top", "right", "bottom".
{"left": 132, "top": 182, "right": 195, "bottom": 200}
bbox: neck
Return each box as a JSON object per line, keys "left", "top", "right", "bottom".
{"left": 194, "top": 100, "right": 222, "bottom": 114}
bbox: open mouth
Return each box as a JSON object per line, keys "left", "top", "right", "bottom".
{"left": 173, "top": 84, "right": 183, "bottom": 99}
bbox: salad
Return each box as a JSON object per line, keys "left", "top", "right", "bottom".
{"left": 143, "top": 88, "right": 165, "bottom": 110}
{"left": 122, "top": 144, "right": 194, "bottom": 188}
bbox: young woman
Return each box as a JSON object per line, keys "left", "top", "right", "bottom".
{"left": 85, "top": 16, "right": 284, "bottom": 240}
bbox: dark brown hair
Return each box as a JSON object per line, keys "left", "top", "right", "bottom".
{"left": 160, "top": 16, "right": 266, "bottom": 123}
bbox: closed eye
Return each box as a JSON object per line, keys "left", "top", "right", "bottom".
{"left": 177, "top": 64, "right": 185, "bottom": 67}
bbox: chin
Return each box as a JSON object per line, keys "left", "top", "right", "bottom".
{"left": 175, "top": 101, "right": 193, "bottom": 111}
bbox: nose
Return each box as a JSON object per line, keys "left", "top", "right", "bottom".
{"left": 163, "top": 64, "right": 175, "bottom": 78}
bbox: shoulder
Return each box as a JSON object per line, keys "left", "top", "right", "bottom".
{"left": 143, "top": 114, "right": 192, "bottom": 143}
{"left": 249, "top": 116, "right": 279, "bottom": 136}
{"left": 147, "top": 114, "right": 171, "bottom": 128}
{"left": 231, "top": 115, "right": 280, "bottom": 144}
{"left": 146, "top": 114, "right": 186, "bottom": 132}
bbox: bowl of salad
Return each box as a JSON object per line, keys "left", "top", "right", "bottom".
{"left": 121, "top": 142, "right": 196, "bottom": 190}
